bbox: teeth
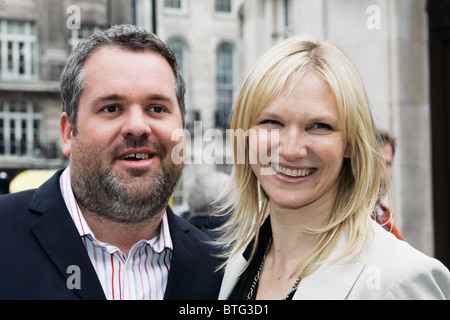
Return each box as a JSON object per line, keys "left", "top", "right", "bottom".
{"left": 271, "top": 163, "right": 314, "bottom": 178}
{"left": 122, "top": 153, "right": 151, "bottom": 160}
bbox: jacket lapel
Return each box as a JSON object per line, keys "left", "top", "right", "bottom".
{"left": 293, "top": 234, "right": 365, "bottom": 300}
{"left": 293, "top": 260, "right": 364, "bottom": 299}
{"left": 30, "top": 171, "right": 106, "bottom": 300}
{"left": 163, "top": 207, "right": 195, "bottom": 299}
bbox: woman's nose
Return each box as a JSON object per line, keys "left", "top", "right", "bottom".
{"left": 279, "top": 129, "right": 308, "bottom": 162}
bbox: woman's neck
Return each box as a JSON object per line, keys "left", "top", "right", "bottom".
{"left": 268, "top": 196, "right": 333, "bottom": 263}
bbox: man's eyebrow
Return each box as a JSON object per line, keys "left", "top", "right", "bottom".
{"left": 144, "top": 94, "right": 173, "bottom": 102}
{"left": 94, "top": 94, "right": 173, "bottom": 103}
{"left": 94, "top": 94, "right": 126, "bottom": 103}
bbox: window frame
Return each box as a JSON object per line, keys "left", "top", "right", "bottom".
{"left": 0, "top": 20, "right": 37, "bottom": 80}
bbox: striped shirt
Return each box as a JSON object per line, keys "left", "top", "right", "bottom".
{"left": 59, "top": 167, "right": 173, "bottom": 300}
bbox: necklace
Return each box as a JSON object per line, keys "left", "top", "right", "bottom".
{"left": 246, "top": 237, "right": 303, "bottom": 300}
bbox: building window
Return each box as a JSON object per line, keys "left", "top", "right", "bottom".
{"left": 165, "top": 0, "right": 183, "bottom": 9}
{"left": 0, "top": 20, "right": 37, "bottom": 80}
{"left": 168, "top": 39, "right": 186, "bottom": 74}
{"left": 165, "top": 0, "right": 181, "bottom": 8}
{"left": 168, "top": 37, "right": 198, "bottom": 128}
{"left": 0, "top": 100, "right": 44, "bottom": 158}
{"left": 216, "top": 0, "right": 232, "bottom": 13}
{"left": 216, "top": 42, "right": 234, "bottom": 128}
{"left": 274, "top": 0, "right": 293, "bottom": 40}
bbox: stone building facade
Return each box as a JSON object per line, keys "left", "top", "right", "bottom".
{"left": 0, "top": 0, "right": 439, "bottom": 257}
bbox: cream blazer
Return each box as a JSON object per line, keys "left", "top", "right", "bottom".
{"left": 219, "top": 220, "right": 450, "bottom": 300}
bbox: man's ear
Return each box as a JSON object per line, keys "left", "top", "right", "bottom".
{"left": 60, "top": 112, "right": 73, "bottom": 157}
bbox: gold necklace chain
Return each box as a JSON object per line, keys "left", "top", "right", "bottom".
{"left": 246, "top": 237, "right": 303, "bottom": 300}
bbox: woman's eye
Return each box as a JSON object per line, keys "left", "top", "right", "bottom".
{"left": 259, "top": 119, "right": 282, "bottom": 126}
{"left": 309, "top": 123, "right": 333, "bottom": 130}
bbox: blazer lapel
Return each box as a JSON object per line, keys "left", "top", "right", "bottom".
{"left": 163, "top": 207, "right": 195, "bottom": 299}
{"left": 293, "top": 260, "right": 364, "bottom": 299}
{"left": 293, "top": 234, "right": 365, "bottom": 300}
{"left": 30, "top": 171, "right": 106, "bottom": 300}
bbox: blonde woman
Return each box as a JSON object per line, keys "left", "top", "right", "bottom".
{"left": 217, "top": 36, "right": 450, "bottom": 300}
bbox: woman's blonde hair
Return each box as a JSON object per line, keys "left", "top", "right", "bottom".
{"left": 216, "top": 36, "right": 389, "bottom": 277}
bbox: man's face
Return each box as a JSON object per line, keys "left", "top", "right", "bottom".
{"left": 381, "top": 142, "right": 394, "bottom": 178}
{"left": 60, "top": 46, "right": 185, "bottom": 223}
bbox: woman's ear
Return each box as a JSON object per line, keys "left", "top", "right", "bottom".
{"left": 344, "top": 143, "right": 352, "bottom": 159}
{"left": 60, "top": 112, "right": 73, "bottom": 157}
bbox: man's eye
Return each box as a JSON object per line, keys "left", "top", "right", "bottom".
{"left": 150, "top": 106, "right": 165, "bottom": 113}
{"left": 103, "top": 105, "right": 120, "bottom": 113}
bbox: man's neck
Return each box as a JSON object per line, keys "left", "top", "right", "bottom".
{"left": 82, "top": 210, "right": 165, "bottom": 257}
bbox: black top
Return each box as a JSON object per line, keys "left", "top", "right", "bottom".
{"left": 227, "top": 218, "right": 297, "bottom": 300}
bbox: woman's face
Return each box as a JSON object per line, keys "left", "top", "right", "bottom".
{"left": 249, "top": 70, "right": 351, "bottom": 212}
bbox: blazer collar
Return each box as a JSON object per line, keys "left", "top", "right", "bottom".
{"left": 163, "top": 208, "right": 196, "bottom": 299}
{"left": 293, "top": 232, "right": 365, "bottom": 299}
{"left": 29, "top": 170, "right": 106, "bottom": 300}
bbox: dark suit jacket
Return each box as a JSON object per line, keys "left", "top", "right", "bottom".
{"left": 0, "top": 170, "right": 223, "bottom": 300}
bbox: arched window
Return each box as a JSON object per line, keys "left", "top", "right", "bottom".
{"left": 167, "top": 38, "right": 190, "bottom": 109}
{"left": 168, "top": 38, "right": 186, "bottom": 73}
{"left": 216, "top": 42, "right": 234, "bottom": 128}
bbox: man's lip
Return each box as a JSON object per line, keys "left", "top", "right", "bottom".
{"left": 116, "top": 149, "right": 157, "bottom": 159}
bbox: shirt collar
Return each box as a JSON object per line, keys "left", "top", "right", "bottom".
{"left": 59, "top": 167, "right": 173, "bottom": 253}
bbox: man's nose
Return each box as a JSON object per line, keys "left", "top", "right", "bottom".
{"left": 121, "top": 106, "right": 152, "bottom": 138}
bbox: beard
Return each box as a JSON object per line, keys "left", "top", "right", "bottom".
{"left": 70, "top": 135, "right": 183, "bottom": 223}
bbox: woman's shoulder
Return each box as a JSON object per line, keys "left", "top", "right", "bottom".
{"left": 362, "top": 220, "right": 439, "bottom": 267}
{"left": 354, "top": 220, "right": 450, "bottom": 299}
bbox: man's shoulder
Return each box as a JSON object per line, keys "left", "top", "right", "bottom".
{"left": 169, "top": 210, "right": 213, "bottom": 242}
{"left": 167, "top": 209, "right": 224, "bottom": 259}
{"left": 0, "top": 188, "right": 36, "bottom": 202}
{"left": 0, "top": 189, "right": 37, "bottom": 218}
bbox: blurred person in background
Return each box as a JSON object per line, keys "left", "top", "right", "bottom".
{"left": 372, "top": 129, "right": 403, "bottom": 240}
{"left": 186, "top": 170, "right": 231, "bottom": 238}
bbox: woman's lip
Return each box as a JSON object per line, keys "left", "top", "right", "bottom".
{"left": 270, "top": 162, "right": 317, "bottom": 172}
{"left": 271, "top": 162, "right": 315, "bottom": 170}
{"left": 269, "top": 162, "right": 317, "bottom": 181}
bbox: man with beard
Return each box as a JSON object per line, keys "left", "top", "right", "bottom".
{"left": 0, "top": 25, "right": 223, "bottom": 300}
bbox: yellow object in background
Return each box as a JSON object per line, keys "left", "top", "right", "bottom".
{"left": 9, "top": 170, "right": 57, "bottom": 193}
